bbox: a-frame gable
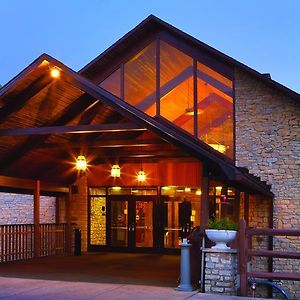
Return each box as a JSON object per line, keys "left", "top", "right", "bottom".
{"left": 0, "top": 53, "right": 272, "bottom": 196}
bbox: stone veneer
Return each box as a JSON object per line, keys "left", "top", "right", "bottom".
{"left": 204, "top": 250, "right": 238, "bottom": 295}
{"left": 69, "top": 174, "right": 88, "bottom": 252}
{"left": 0, "top": 193, "right": 56, "bottom": 224}
{"left": 235, "top": 68, "right": 300, "bottom": 299}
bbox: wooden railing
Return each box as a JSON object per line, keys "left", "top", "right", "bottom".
{"left": 239, "top": 219, "right": 300, "bottom": 296}
{"left": 0, "top": 223, "right": 67, "bottom": 263}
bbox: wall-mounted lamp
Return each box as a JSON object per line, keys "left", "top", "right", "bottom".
{"left": 137, "top": 169, "right": 146, "bottom": 183}
{"left": 76, "top": 155, "right": 87, "bottom": 171}
{"left": 111, "top": 164, "right": 121, "bottom": 178}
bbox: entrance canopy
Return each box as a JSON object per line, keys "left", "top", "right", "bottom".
{"left": 0, "top": 54, "right": 272, "bottom": 196}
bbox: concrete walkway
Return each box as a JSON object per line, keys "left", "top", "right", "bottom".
{"left": 0, "top": 253, "right": 271, "bottom": 299}
{"left": 0, "top": 277, "right": 269, "bottom": 300}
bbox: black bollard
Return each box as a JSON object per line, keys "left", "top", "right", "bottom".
{"left": 74, "top": 228, "right": 81, "bottom": 256}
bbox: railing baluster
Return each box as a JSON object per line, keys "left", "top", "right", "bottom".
{"left": 0, "top": 223, "right": 67, "bottom": 263}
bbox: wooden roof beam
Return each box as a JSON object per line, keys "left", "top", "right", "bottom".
{"left": 38, "top": 138, "right": 167, "bottom": 149}
{"left": 0, "top": 175, "right": 68, "bottom": 194}
{"left": 0, "top": 123, "right": 146, "bottom": 137}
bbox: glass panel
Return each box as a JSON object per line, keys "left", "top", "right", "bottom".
{"left": 160, "top": 41, "right": 194, "bottom": 135}
{"left": 209, "top": 186, "right": 236, "bottom": 221}
{"left": 108, "top": 187, "right": 157, "bottom": 195}
{"left": 90, "top": 197, "right": 106, "bottom": 245}
{"left": 111, "top": 201, "right": 128, "bottom": 247}
{"left": 124, "top": 42, "right": 156, "bottom": 116}
{"left": 135, "top": 201, "right": 153, "bottom": 248}
{"left": 197, "top": 62, "right": 233, "bottom": 158}
{"left": 161, "top": 186, "right": 201, "bottom": 248}
{"left": 89, "top": 187, "right": 106, "bottom": 196}
{"left": 99, "top": 68, "right": 121, "bottom": 98}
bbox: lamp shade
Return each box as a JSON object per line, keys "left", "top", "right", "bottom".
{"left": 111, "top": 164, "right": 121, "bottom": 178}
{"left": 76, "top": 155, "right": 87, "bottom": 171}
{"left": 137, "top": 169, "right": 146, "bottom": 183}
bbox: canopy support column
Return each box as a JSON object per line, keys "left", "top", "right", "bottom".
{"left": 33, "top": 180, "right": 41, "bottom": 257}
{"left": 200, "top": 164, "right": 210, "bottom": 230}
{"left": 65, "top": 186, "right": 72, "bottom": 254}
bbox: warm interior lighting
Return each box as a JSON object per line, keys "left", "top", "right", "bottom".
{"left": 112, "top": 186, "right": 121, "bottom": 191}
{"left": 137, "top": 169, "right": 146, "bottom": 183}
{"left": 208, "top": 143, "right": 227, "bottom": 153}
{"left": 184, "top": 187, "right": 191, "bottom": 192}
{"left": 162, "top": 186, "right": 171, "bottom": 190}
{"left": 185, "top": 107, "right": 194, "bottom": 115}
{"left": 185, "top": 108, "right": 203, "bottom": 116}
{"left": 76, "top": 155, "right": 87, "bottom": 171}
{"left": 50, "top": 68, "right": 60, "bottom": 78}
{"left": 111, "top": 164, "right": 121, "bottom": 178}
{"left": 196, "top": 189, "right": 202, "bottom": 196}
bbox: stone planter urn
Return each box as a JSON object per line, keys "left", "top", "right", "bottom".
{"left": 205, "top": 229, "right": 237, "bottom": 249}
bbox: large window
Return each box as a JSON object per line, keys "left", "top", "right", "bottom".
{"left": 160, "top": 41, "right": 194, "bottom": 135}
{"left": 124, "top": 42, "right": 156, "bottom": 116}
{"left": 98, "top": 39, "right": 234, "bottom": 158}
{"left": 99, "top": 68, "right": 121, "bottom": 98}
{"left": 197, "top": 62, "right": 233, "bottom": 158}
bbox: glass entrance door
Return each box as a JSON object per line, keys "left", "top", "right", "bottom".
{"left": 135, "top": 200, "right": 153, "bottom": 248}
{"left": 108, "top": 196, "right": 155, "bottom": 250}
{"left": 110, "top": 200, "right": 129, "bottom": 247}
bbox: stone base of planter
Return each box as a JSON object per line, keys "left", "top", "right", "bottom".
{"left": 203, "top": 248, "right": 238, "bottom": 295}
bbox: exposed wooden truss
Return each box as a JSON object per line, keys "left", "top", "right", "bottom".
{"left": 0, "top": 123, "right": 146, "bottom": 136}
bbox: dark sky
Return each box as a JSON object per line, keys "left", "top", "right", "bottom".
{"left": 1, "top": 0, "right": 300, "bottom": 93}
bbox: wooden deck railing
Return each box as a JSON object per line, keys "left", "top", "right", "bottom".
{"left": 239, "top": 219, "right": 300, "bottom": 296}
{"left": 0, "top": 223, "right": 67, "bottom": 263}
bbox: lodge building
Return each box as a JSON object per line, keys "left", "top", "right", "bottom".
{"left": 0, "top": 15, "right": 299, "bottom": 297}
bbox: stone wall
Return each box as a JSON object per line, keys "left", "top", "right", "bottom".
{"left": 235, "top": 68, "right": 300, "bottom": 298}
{"left": 204, "top": 250, "right": 238, "bottom": 295}
{"left": 0, "top": 192, "right": 56, "bottom": 224}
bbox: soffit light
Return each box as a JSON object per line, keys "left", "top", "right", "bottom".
{"left": 50, "top": 67, "right": 60, "bottom": 78}
{"left": 111, "top": 164, "right": 121, "bottom": 178}
{"left": 137, "top": 169, "right": 146, "bottom": 183}
{"left": 76, "top": 155, "right": 87, "bottom": 171}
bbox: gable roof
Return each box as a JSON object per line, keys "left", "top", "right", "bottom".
{"left": 0, "top": 53, "right": 272, "bottom": 196}
{"left": 80, "top": 15, "right": 300, "bottom": 102}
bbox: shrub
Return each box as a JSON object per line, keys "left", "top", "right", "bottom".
{"left": 207, "top": 218, "right": 238, "bottom": 231}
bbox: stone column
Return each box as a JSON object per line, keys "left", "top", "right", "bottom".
{"left": 203, "top": 248, "right": 238, "bottom": 295}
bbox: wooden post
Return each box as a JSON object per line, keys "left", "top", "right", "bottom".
{"left": 239, "top": 219, "right": 248, "bottom": 296}
{"left": 33, "top": 180, "right": 41, "bottom": 257}
{"left": 65, "top": 186, "right": 72, "bottom": 254}
{"left": 244, "top": 193, "right": 249, "bottom": 226}
{"left": 200, "top": 164, "right": 209, "bottom": 231}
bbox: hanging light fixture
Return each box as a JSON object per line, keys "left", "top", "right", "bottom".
{"left": 111, "top": 164, "right": 121, "bottom": 178}
{"left": 185, "top": 77, "right": 194, "bottom": 115}
{"left": 76, "top": 155, "right": 87, "bottom": 171}
{"left": 137, "top": 169, "right": 146, "bottom": 183}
